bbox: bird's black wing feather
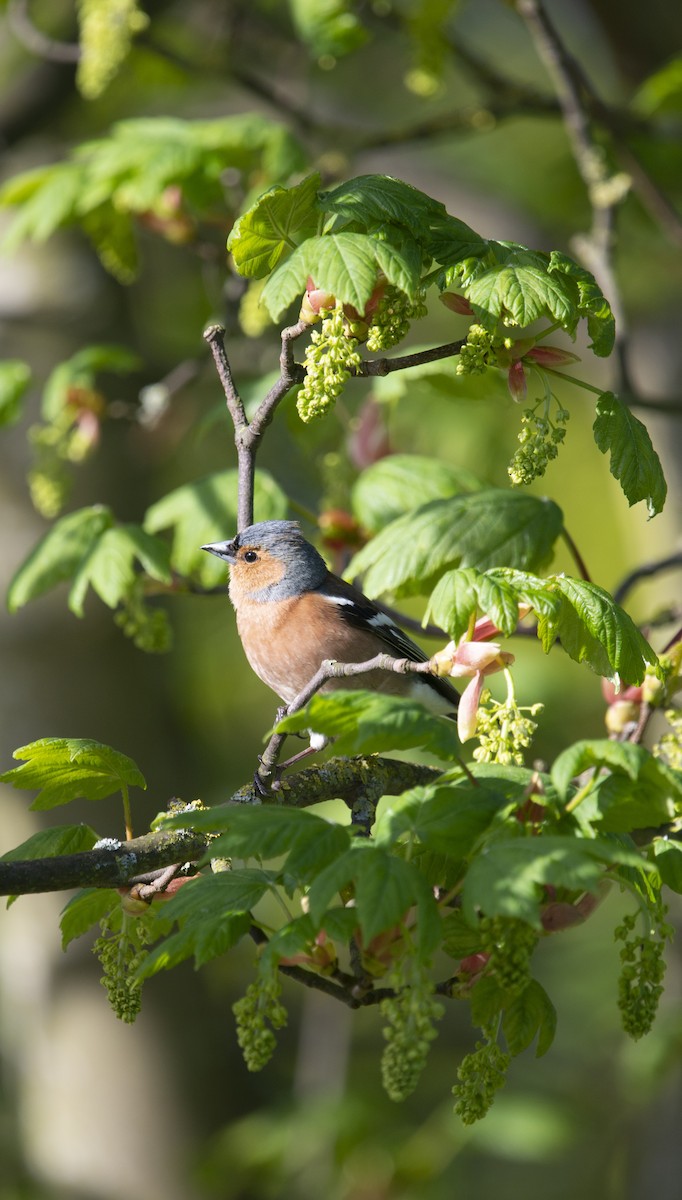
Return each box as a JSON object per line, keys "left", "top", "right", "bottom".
{"left": 320, "top": 578, "right": 459, "bottom": 709}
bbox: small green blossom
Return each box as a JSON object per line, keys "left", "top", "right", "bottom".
{"left": 114, "top": 578, "right": 172, "bottom": 653}
{"left": 380, "top": 952, "right": 444, "bottom": 1102}
{"left": 615, "top": 902, "right": 671, "bottom": 1039}
{"left": 94, "top": 907, "right": 154, "bottom": 1024}
{"left": 453, "top": 1032, "right": 510, "bottom": 1125}
{"left": 473, "top": 673, "right": 542, "bottom": 766}
{"left": 508, "top": 388, "right": 570, "bottom": 486}
{"left": 456, "top": 324, "right": 499, "bottom": 375}
{"left": 233, "top": 968, "right": 288, "bottom": 1072}
{"left": 366, "top": 285, "right": 427, "bottom": 352}
{"left": 479, "top": 916, "right": 539, "bottom": 996}
{"left": 297, "top": 303, "right": 361, "bottom": 421}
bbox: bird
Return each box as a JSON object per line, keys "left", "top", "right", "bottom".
{"left": 202, "top": 519, "right": 458, "bottom": 765}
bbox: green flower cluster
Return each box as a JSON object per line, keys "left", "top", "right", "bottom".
{"left": 366, "top": 286, "right": 428, "bottom": 352}
{"left": 297, "top": 303, "right": 362, "bottom": 422}
{"left": 379, "top": 959, "right": 444, "bottom": 1102}
{"left": 453, "top": 1032, "right": 511, "bottom": 1125}
{"left": 473, "top": 689, "right": 543, "bottom": 766}
{"left": 508, "top": 400, "right": 570, "bottom": 486}
{"left": 654, "top": 708, "right": 682, "bottom": 770}
{"left": 93, "top": 909, "right": 153, "bottom": 1024}
{"left": 456, "top": 325, "right": 499, "bottom": 375}
{"left": 233, "top": 969, "right": 288, "bottom": 1072}
{"left": 480, "top": 916, "right": 539, "bottom": 996}
{"left": 77, "top": 0, "right": 149, "bottom": 101}
{"left": 615, "top": 904, "right": 671, "bottom": 1040}
{"left": 27, "top": 413, "right": 96, "bottom": 518}
{"left": 114, "top": 578, "right": 173, "bottom": 653}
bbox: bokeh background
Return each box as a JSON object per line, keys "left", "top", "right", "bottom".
{"left": 1, "top": 1, "right": 681, "bottom": 1197}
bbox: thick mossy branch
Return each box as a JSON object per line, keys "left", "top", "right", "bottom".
{"left": 0, "top": 756, "right": 440, "bottom": 896}
{"left": 0, "top": 828, "right": 210, "bottom": 897}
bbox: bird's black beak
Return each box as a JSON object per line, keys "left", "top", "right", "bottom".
{"left": 201, "top": 538, "right": 237, "bottom": 563}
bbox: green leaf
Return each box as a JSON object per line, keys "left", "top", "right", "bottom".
{"left": 547, "top": 253, "right": 615, "bottom": 356}
{"left": 0, "top": 738, "right": 146, "bottom": 810}
{"left": 161, "top": 867, "right": 275, "bottom": 916}
{"left": 470, "top": 975, "right": 507, "bottom": 1028}
{"left": 227, "top": 173, "right": 321, "bottom": 278}
{"left": 352, "top": 455, "right": 481, "bottom": 534}
{"left": 426, "top": 566, "right": 558, "bottom": 641}
{"left": 441, "top": 910, "right": 487, "bottom": 957}
{"left": 68, "top": 524, "right": 171, "bottom": 616}
{"left": 354, "top": 851, "right": 419, "bottom": 943}
{"left": 137, "top": 911, "right": 251, "bottom": 977}
{"left": 307, "top": 842, "right": 438, "bottom": 949}
{"left": 551, "top": 740, "right": 682, "bottom": 835}
{"left": 2, "top": 823, "right": 100, "bottom": 862}
{"left": 0, "top": 360, "right": 31, "bottom": 426}
{"left": 462, "top": 835, "right": 648, "bottom": 927}
{"left": 319, "top": 174, "right": 448, "bottom": 230}
{"left": 634, "top": 56, "right": 682, "bottom": 116}
{"left": 503, "top": 979, "right": 557, "bottom": 1058}
{"left": 347, "top": 491, "right": 564, "bottom": 600}
{"left": 277, "top": 690, "right": 459, "bottom": 760}
{"left": 465, "top": 246, "right": 577, "bottom": 331}
{"left": 289, "top": 0, "right": 368, "bottom": 59}
{"left": 0, "top": 162, "right": 86, "bottom": 251}
{"left": 593, "top": 392, "right": 667, "bottom": 517}
{"left": 653, "top": 840, "right": 682, "bottom": 893}
{"left": 538, "top": 576, "right": 659, "bottom": 686}
{"left": 41, "top": 345, "right": 141, "bottom": 420}
{"left": 374, "top": 782, "right": 508, "bottom": 858}
{"left": 7, "top": 506, "right": 113, "bottom": 612}
{"left": 262, "top": 233, "right": 381, "bottom": 319}
{"left": 60, "top": 888, "right": 119, "bottom": 949}
{"left": 144, "top": 469, "right": 287, "bottom": 585}
{"left": 192, "top": 805, "right": 351, "bottom": 885}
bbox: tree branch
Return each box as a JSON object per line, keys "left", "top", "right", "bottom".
{"left": 354, "top": 340, "right": 466, "bottom": 378}
{"left": 7, "top": 0, "right": 80, "bottom": 63}
{"left": 204, "top": 321, "right": 307, "bottom": 530}
{"left": 0, "top": 757, "right": 440, "bottom": 897}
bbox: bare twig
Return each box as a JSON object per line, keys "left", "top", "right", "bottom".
{"left": 613, "top": 552, "right": 682, "bottom": 606}
{"left": 354, "top": 339, "right": 466, "bottom": 378}
{"left": 7, "top": 0, "right": 80, "bottom": 63}
{"left": 204, "top": 322, "right": 307, "bottom": 530}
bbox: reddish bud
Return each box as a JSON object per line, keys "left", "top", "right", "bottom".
{"left": 303, "top": 276, "right": 336, "bottom": 316}
{"left": 347, "top": 398, "right": 391, "bottom": 468}
{"left": 439, "top": 292, "right": 474, "bottom": 316}
{"left": 525, "top": 345, "right": 580, "bottom": 367}
{"left": 459, "top": 952, "right": 490, "bottom": 977}
{"left": 507, "top": 360, "right": 527, "bottom": 402}
{"left": 601, "top": 678, "right": 643, "bottom": 705}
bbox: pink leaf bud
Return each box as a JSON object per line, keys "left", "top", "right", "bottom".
{"left": 439, "top": 292, "right": 474, "bottom": 316}
{"left": 507, "top": 360, "right": 527, "bottom": 402}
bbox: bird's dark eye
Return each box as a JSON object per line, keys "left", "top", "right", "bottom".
{"left": 243, "top": 550, "right": 258, "bottom": 563}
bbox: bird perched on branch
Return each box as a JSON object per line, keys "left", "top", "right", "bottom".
{"left": 202, "top": 519, "right": 458, "bottom": 761}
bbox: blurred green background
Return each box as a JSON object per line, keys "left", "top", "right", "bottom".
{"left": 0, "top": 1, "right": 681, "bottom": 1197}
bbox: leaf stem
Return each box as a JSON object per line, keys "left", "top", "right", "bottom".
{"left": 121, "top": 783, "right": 134, "bottom": 842}
{"left": 560, "top": 527, "right": 592, "bottom": 582}
{"left": 564, "top": 766, "right": 601, "bottom": 813}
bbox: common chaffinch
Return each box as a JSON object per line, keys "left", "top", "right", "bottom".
{"left": 202, "top": 519, "right": 458, "bottom": 758}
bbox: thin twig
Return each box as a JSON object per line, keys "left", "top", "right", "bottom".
{"left": 613, "top": 552, "right": 682, "bottom": 606}
{"left": 204, "top": 322, "right": 307, "bottom": 530}
{"left": 355, "top": 339, "right": 466, "bottom": 378}
{"left": 7, "top": 0, "right": 80, "bottom": 63}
